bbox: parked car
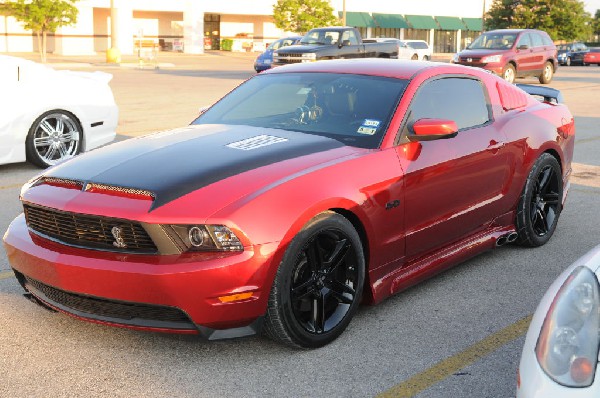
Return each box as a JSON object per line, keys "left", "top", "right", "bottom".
{"left": 363, "top": 38, "right": 432, "bottom": 61}
{"left": 254, "top": 36, "right": 302, "bottom": 72}
{"left": 4, "top": 59, "right": 575, "bottom": 348}
{"left": 0, "top": 55, "right": 118, "bottom": 168}
{"left": 272, "top": 27, "right": 399, "bottom": 66}
{"left": 583, "top": 49, "right": 600, "bottom": 65}
{"left": 557, "top": 42, "right": 589, "bottom": 66}
{"left": 517, "top": 245, "right": 600, "bottom": 397}
{"left": 452, "top": 29, "right": 558, "bottom": 84}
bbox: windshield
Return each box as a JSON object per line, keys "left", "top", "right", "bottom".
{"left": 468, "top": 32, "right": 517, "bottom": 50}
{"left": 192, "top": 73, "right": 408, "bottom": 149}
{"left": 300, "top": 30, "right": 340, "bottom": 45}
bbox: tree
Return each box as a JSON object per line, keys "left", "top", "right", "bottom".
{"left": 485, "top": 0, "right": 591, "bottom": 41}
{"left": 593, "top": 9, "right": 600, "bottom": 38}
{"left": 273, "top": 0, "right": 339, "bottom": 34}
{"left": 1, "top": 0, "right": 79, "bottom": 62}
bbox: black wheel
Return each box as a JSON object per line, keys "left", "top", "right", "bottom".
{"left": 263, "top": 212, "right": 365, "bottom": 348}
{"left": 515, "top": 154, "right": 563, "bottom": 247}
{"left": 411, "top": 54, "right": 418, "bottom": 60}
{"left": 503, "top": 64, "right": 516, "bottom": 84}
{"left": 538, "top": 61, "right": 554, "bottom": 84}
{"left": 26, "top": 110, "right": 82, "bottom": 168}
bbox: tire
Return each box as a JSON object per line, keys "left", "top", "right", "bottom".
{"left": 515, "top": 153, "right": 563, "bottom": 247}
{"left": 263, "top": 211, "right": 365, "bottom": 348}
{"left": 411, "top": 54, "right": 418, "bottom": 60}
{"left": 566, "top": 57, "right": 571, "bottom": 66}
{"left": 25, "top": 110, "right": 82, "bottom": 168}
{"left": 538, "top": 61, "right": 554, "bottom": 84}
{"left": 502, "top": 64, "right": 516, "bottom": 84}
{"left": 423, "top": 55, "right": 429, "bottom": 61}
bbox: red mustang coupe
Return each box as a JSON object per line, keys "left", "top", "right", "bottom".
{"left": 3, "top": 60, "right": 575, "bottom": 348}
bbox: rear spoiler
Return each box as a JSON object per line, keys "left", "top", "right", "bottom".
{"left": 516, "top": 84, "right": 563, "bottom": 104}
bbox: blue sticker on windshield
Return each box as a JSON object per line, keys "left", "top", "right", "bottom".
{"left": 357, "top": 119, "right": 381, "bottom": 135}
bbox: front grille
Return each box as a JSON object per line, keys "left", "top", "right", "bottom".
{"left": 23, "top": 204, "right": 158, "bottom": 254}
{"left": 24, "top": 275, "right": 195, "bottom": 329}
{"left": 274, "top": 53, "right": 305, "bottom": 64}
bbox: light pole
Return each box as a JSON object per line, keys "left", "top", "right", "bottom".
{"left": 107, "top": 0, "right": 121, "bottom": 63}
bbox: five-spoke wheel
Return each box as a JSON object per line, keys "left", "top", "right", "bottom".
{"left": 26, "top": 110, "right": 82, "bottom": 168}
{"left": 516, "top": 153, "right": 563, "bottom": 247}
{"left": 264, "top": 212, "right": 364, "bottom": 348}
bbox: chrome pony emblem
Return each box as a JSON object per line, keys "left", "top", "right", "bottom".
{"left": 111, "top": 226, "right": 127, "bottom": 248}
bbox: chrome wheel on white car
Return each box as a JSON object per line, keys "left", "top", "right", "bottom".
{"left": 26, "top": 111, "right": 82, "bottom": 168}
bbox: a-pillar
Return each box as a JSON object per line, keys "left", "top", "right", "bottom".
{"left": 184, "top": 1, "right": 204, "bottom": 54}
{"left": 55, "top": 5, "right": 95, "bottom": 55}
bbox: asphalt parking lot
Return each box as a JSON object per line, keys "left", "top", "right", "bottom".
{"left": 1, "top": 54, "right": 600, "bottom": 397}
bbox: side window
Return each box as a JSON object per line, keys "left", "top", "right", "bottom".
{"left": 404, "top": 78, "right": 490, "bottom": 134}
{"left": 541, "top": 35, "right": 553, "bottom": 46}
{"left": 516, "top": 34, "right": 531, "bottom": 48}
{"left": 342, "top": 30, "right": 359, "bottom": 45}
{"left": 530, "top": 33, "right": 544, "bottom": 48}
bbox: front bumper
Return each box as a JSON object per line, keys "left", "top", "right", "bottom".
{"left": 3, "top": 214, "right": 278, "bottom": 338}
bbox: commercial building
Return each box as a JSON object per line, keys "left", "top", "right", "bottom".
{"left": 0, "top": 0, "right": 485, "bottom": 55}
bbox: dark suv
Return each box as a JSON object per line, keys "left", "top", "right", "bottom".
{"left": 452, "top": 29, "right": 557, "bottom": 84}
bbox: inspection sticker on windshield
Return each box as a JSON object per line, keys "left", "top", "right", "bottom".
{"left": 357, "top": 119, "right": 381, "bottom": 135}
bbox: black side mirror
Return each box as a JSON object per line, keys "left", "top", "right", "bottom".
{"left": 339, "top": 39, "right": 351, "bottom": 48}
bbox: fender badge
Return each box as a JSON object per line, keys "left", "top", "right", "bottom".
{"left": 111, "top": 226, "right": 127, "bottom": 248}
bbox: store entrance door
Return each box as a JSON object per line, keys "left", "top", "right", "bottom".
{"left": 204, "top": 14, "right": 221, "bottom": 50}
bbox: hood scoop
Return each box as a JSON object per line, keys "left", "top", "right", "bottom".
{"left": 226, "top": 135, "right": 288, "bottom": 151}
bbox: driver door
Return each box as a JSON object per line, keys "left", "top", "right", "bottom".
{"left": 395, "top": 76, "right": 510, "bottom": 260}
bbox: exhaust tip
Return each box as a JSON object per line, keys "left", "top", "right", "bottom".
{"left": 507, "top": 232, "right": 518, "bottom": 243}
{"left": 496, "top": 236, "right": 507, "bottom": 247}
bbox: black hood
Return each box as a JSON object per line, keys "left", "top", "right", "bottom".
{"left": 276, "top": 44, "right": 328, "bottom": 54}
{"left": 45, "top": 124, "right": 344, "bottom": 209}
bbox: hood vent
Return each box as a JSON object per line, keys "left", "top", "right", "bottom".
{"left": 226, "top": 135, "right": 288, "bottom": 151}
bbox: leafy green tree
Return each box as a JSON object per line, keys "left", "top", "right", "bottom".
{"left": 1, "top": 0, "right": 79, "bottom": 62}
{"left": 485, "top": 0, "right": 591, "bottom": 41}
{"left": 273, "top": 0, "right": 339, "bottom": 34}
{"left": 593, "top": 9, "right": 600, "bottom": 38}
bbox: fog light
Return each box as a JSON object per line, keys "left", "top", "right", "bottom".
{"left": 570, "top": 357, "right": 594, "bottom": 384}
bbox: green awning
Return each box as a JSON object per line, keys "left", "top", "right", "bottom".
{"left": 435, "top": 16, "right": 465, "bottom": 31}
{"left": 340, "top": 11, "right": 376, "bottom": 28}
{"left": 462, "top": 17, "right": 483, "bottom": 31}
{"left": 404, "top": 15, "right": 438, "bottom": 30}
{"left": 372, "top": 13, "right": 409, "bottom": 29}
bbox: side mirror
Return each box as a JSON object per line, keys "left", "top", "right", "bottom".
{"left": 408, "top": 118, "right": 458, "bottom": 141}
{"left": 517, "top": 44, "right": 529, "bottom": 50}
{"left": 339, "top": 39, "right": 351, "bottom": 48}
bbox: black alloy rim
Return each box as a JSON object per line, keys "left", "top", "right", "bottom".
{"left": 290, "top": 230, "right": 359, "bottom": 334}
{"left": 530, "top": 165, "right": 560, "bottom": 236}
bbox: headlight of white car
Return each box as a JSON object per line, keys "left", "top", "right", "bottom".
{"left": 481, "top": 54, "right": 502, "bottom": 63}
{"left": 536, "top": 266, "right": 600, "bottom": 387}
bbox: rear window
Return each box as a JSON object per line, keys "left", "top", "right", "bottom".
{"left": 193, "top": 73, "right": 409, "bottom": 149}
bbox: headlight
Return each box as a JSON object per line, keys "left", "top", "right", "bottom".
{"left": 162, "top": 224, "right": 243, "bottom": 252}
{"left": 481, "top": 54, "right": 502, "bottom": 63}
{"left": 452, "top": 53, "right": 459, "bottom": 63}
{"left": 301, "top": 53, "right": 316, "bottom": 62}
{"left": 536, "top": 266, "right": 600, "bottom": 387}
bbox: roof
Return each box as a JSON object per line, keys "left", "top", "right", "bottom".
{"left": 264, "top": 58, "right": 489, "bottom": 81}
{"left": 404, "top": 15, "right": 438, "bottom": 30}
{"left": 462, "top": 17, "right": 483, "bottom": 31}
{"left": 340, "top": 11, "right": 376, "bottom": 28}
{"left": 372, "top": 13, "right": 409, "bottom": 29}
{"left": 435, "top": 16, "right": 465, "bottom": 31}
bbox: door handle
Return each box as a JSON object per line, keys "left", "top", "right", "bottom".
{"left": 487, "top": 140, "right": 505, "bottom": 154}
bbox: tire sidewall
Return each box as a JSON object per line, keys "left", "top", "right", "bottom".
{"left": 273, "top": 212, "right": 365, "bottom": 348}
{"left": 516, "top": 154, "right": 563, "bottom": 247}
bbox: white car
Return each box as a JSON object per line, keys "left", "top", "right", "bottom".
{"left": 363, "top": 38, "right": 432, "bottom": 61}
{"left": 517, "top": 245, "right": 600, "bottom": 397}
{"left": 0, "top": 55, "right": 118, "bottom": 168}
